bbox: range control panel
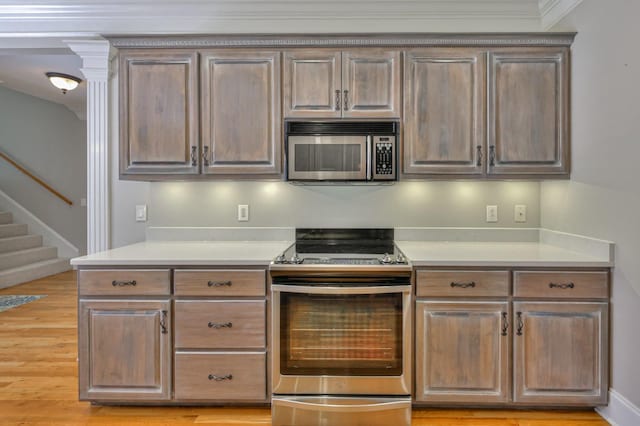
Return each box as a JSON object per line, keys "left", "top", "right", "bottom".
{"left": 373, "top": 136, "right": 396, "bottom": 180}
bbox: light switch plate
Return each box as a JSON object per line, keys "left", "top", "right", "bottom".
{"left": 486, "top": 205, "right": 498, "bottom": 223}
{"left": 238, "top": 204, "right": 249, "bottom": 222}
{"left": 135, "top": 205, "right": 147, "bottom": 222}
{"left": 515, "top": 204, "right": 527, "bottom": 223}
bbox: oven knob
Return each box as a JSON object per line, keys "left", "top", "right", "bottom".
{"left": 381, "top": 253, "right": 393, "bottom": 264}
{"left": 396, "top": 253, "right": 406, "bottom": 264}
{"left": 290, "top": 254, "right": 302, "bottom": 264}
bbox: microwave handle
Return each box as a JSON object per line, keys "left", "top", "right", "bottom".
{"left": 366, "top": 135, "right": 372, "bottom": 181}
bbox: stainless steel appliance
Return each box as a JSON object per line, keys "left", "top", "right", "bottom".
{"left": 270, "top": 229, "right": 412, "bottom": 426}
{"left": 285, "top": 121, "right": 398, "bottom": 183}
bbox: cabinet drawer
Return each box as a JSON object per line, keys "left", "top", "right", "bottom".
{"left": 174, "top": 300, "right": 265, "bottom": 349}
{"left": 78, "top": 269, "right": 170, "bottom": 296}
{"left": 174, "top": 269, "right": 265, "bottom": 296}
{"left": 174, "top": 352, "right": 266, "bottom": 401}
{"left": 416, "top": 270, "right": 510, "bottom": 297}
{"left": 514, "top": 271, "right": 608, "bottom": 299}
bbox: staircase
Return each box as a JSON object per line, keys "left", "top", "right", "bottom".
{"left": 0, "top": 211, "right": 71, "bottom": 289}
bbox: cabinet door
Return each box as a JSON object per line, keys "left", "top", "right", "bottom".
{"left": 201, "top": 50, "right": 282, "bottom": 176}
{"left": 415, "top": 301, "right": 510, "bottom": 403}
{"left": 404, "top": 49, "right": 485, "bottom": 175}
{"left": 513, "top": 301, "right": 608, "bottom": 405}
{"left": 488, "top": 48, "right": 569, "bottom": 176}
{"left": 283, "top": 50, "right": 342, "bottom": 118}
{"left": 78, "top": 299, "right": 171, "bottom": 401}
{"left": 119, "top": 50, "right": 199, "bottom": 177}
{"left": 342, "top": 49, "right": 401, "bottom": 118}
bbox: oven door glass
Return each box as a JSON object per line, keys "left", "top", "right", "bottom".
{"left": 280, "top": 292, "right": 403, "bottom": 376}
{"left": 288, "top": 135, "right": 367, "bottom": 180}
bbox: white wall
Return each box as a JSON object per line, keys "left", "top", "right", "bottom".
{"left": 543, "top": 0, "right": 640, "bottom": 410}
{"left": 0, "top": 86, "right": 86, "bottom": 254}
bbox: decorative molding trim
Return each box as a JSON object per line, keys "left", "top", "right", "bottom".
{"left": 65, "top": 39, "right": 112, "bottom": 254}
{"left": 109, "top": 33, "right": 576, "bottom": 49}
{"left": 0, "top": 189, "right": 79, "bottom": 259}
{"left": 539, "top": 0, "right": 584, "bottom": 29}
{"left": 597, "top": 389, "right": 640, "bottom": 426}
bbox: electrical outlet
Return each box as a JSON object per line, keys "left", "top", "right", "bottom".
{"left": 515, "top": 204, "right": 527, "bottom": 223}
{"left": 237, "top": 204, "right": 249, "bottom": 222}
{"left": 486, "top": 205, "right": 498, "bottom": 223}
{"left": 135, "top": 205, "right": 147, "bottom": 222}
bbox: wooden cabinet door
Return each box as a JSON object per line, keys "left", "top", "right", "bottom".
{"left": 342, "top": 50, "right": 401, "bottom": 118}
{"left": 488, "top": 48, "right": 569, "bottom": 176}
{"left": 415, "top": 301, "right": 510, "bottom": 403}
{"left": 404, "top": 49, "right": 486, "bottom": 175}
{"left": 78, "top": 299, "right": 171, "bottom": 401}
{"left": 119, "top": 50, "right": 199, "bottom": 177}
{"left": 201, "top": 50, "right": 282, "bottom": 176}
{"left": 283, "top": 50, "right": 342, "bottom": 118}
{"left": 513, "top": 301, "right": 608, "bottom": 405}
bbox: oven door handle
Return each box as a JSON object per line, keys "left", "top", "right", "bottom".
{"left": 272, "top": 397, "right": 411, "bottom": 413}
{"left": 271, "top": 284, "right": 411, "bottom": 295}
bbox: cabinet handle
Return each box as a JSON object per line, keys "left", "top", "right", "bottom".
{"left": 476, "top": 145, "right": 483, "bottom": 166}
{"left": 202, "top": 146, "right": 210, "bottom": 167}
{"left": 344, "top": 90, "right": 349, "bottom": 110}
{"left": 549, "top": 282, "right": 575, "bottom": 289}
{"left": 190, "top": 146, "right": 197, "bottom": 166}
{"left": 208, "top": 374, "right": 233, "bottom": 381}
{"left": 489, "top": 145, "right": 496, "bottom": 167}
{"left": 450, "top": 281, "right": 475, "bottom": 288}
{"left": 160, "top": 310, "right": 168, "bottom": 334}
{"left": 335, "top": 90, "right": 341, "bottom": 111}
{"left": 112, "top": 280, "right": 136, "bottom": 287}
{"left": 208, "top": 280, "right": 232, "bottom": 287}
{"left": 208, "top": 321, "right": 233, "bottom": 329}
{"left": 516, "top": 311, "right": 524, "bottom": 336}
{"left": 501, "top": 312, "right": 509, "bottom": 336}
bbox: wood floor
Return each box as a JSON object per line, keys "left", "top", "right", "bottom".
{"left": 0, "top": 271, "right": 609, "bottom": 425}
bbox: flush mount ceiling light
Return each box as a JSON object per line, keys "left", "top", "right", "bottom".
{"left": 45, "top": 72, "right": 82, "bottom": 94}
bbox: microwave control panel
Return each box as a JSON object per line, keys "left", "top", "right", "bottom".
{"left": 372, "top": 136, "right": 396, "bottom": 180}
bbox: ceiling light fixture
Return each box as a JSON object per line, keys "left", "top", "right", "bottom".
{"left": 45, "top": 72, "right": 82, "bottom": 94}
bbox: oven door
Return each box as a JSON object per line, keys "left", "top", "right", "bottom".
{"left": 272, "top": 283, "right": 411, "bottom": 395}
{"left": 287, "top": 135, "right": 369, "bottom": 181}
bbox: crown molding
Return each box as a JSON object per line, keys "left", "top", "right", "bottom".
{"left": 539, "top": 0, "right": 584, "bottom": 29}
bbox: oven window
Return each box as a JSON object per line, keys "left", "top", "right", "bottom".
{"left": 294, "top": 144, "right": 362, "bottom": 173}
{"left": 280, "top": 293, "right": 403, "bottom": 376}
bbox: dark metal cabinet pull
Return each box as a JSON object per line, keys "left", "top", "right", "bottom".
{"left": 549, "top": 282, "right": 575, "bottom": 289}
{"left": 208, "top": 374, "right": 233, "bottom": 381}
{"left": 190, "top": 146, "right": 197, "bottom": 166}
{"left": 160, "top": 310, "right": 168, "bottom": 334}
{"left": 202, "top": 146, "right": 210, "bottom": 167}
{"left": 489, "top": 145, "right": 496, "bottom": 167}
{"left": 208, "top": 321, "right": 232, "bottom": 329}
{"left": 208, "top": 280, "right": 232, "bottom": 287}
{"left": 476, "top": 145, "right": 483, "bottom": 166}
{"left": 335, "top": 90, "right": 341, "bottom": 111}
{"left": 516, "top": 312, "right": 524, "bottom": 336}
{"left": 112, "top": 280, "right": 136, "bottom": 287}
{"left": 343, "top": 90, "right": 349, "bottom": 110}
{"left": 501, "top": 312, "right": 509, "bottom": 336}
{"left": 450, "top": 281, "right": 476, "bottom": 288}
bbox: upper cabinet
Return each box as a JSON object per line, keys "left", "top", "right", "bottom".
{"left": 283, "top": 49, "right": 401, "bottom": 118}
{"left": 119, "top": 50, "right": 199, "bottom": 177}
{"left": 201, "top": 50, "right": 282, "bottom": 177}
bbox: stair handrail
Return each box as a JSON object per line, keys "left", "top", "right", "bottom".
{"left": 0, "top": 149, "right": 73, "bottom": 206}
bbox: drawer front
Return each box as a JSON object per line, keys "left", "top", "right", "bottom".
{"left": 416, "top": 270, "right": 510, "bottom": 297}
{"left": 174, "top": 300, "right": 265, "bottom": 349}
{"left": 174, "top": 269, "right": 265, "bottom": 296}
{"left": 514, "top": 271, "right": 608, "bottom": 299}
{"left": 78, "top": 269, "right": 170, "bottom": 296}
{"left": 174, "top": 352, "right": 266, "bottom": 401}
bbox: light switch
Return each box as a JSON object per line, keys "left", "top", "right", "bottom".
{"left": 515, "top": 205, "right": 527, "bottom": 223}
{"left": 486, "top": 205, "right": 498, "bottom": 223}
{"left": 238, "top": 204, "right": 249, "bottom": 222}
{"left": 135, "top": 205, "right": 147, "bottom": 222}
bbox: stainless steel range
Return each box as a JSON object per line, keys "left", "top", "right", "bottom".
{"left": 270, "top": 229, "right": 412, "bottom": 426}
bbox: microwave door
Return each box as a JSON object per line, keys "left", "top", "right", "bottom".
{"left": 288, "top": 136, "right": 368, "bottom": 181}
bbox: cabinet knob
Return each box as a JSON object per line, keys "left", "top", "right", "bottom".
{"left": 476, "top": 145, "right": 483, "bottom": 167}
{"left": 516, "top": 311, "right": 524, "bottom": 336}
{"left": 208, "top": 374, "right": 233, "bottom": 381}
{"left": 112, "top": 280, "right": 136, "bottom": 287}
{"left": 160, "top": 310, "right": 168, "bottom": 334}
{"left": 202, "top": 146, "right": 210, "bottom": 167}
{"left": 208, "top": 321, "right": 233, "bottom": 329}
{"left": 344, "top": 90, "right": 349, "bottom": 110}
{"left": 208, "top": 280, "right": 232, "bottom": 287}
{"left": 450, "top": 281, "right": 475, "bottom": 289}
{"left": 501, "top": 312, "right": 509, "bottom": 336}
{"left": 335, "top": 90, "right": 341, "bottom": 111}
{"left": 549, "top": 282, "right": 575, "bottom": 289}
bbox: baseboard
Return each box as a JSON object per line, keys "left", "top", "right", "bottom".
{"left": 0, "top": 189, "right": 79, "bottom": 259}
{"left": 597, "top": 389, "right": 640, "bottom": 426}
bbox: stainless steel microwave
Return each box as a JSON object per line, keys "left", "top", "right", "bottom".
{"left": 285, "top": 121, "right": 398, "bottom": 183}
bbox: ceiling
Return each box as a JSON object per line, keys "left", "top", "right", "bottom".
{"left": 0, "top": 0, "right": 582, "bottom": 120}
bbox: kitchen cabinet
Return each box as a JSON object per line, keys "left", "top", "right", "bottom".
{"left": 283, "top": 49, "right": 401, "bottom": 118}
{"left": 201, "top": 50, "right": 282, "bottom": 177}
{"left": 119, "top": 50, "right": 199, "bottom": 177}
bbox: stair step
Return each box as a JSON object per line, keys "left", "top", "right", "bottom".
{"left": 0, "top": 223, "right": 28, "bottom": 239}
{"left": 0, "top": 246, "right": 57, "bottom": 271}
{"left": 0, "top": 235, "right": 43, "bottom": 254}
{"left": 0, "top": 258, "right": 71, "bottom": 290}
{"left": 0, "top": 212, "right": 11, "bottom": 225}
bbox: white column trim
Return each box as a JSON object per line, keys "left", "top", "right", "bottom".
{"left": 597, "top": 389, "right": 640, "bottom": 426}
{"left": 65, "top": 39, "right": 114, "bottom": 254}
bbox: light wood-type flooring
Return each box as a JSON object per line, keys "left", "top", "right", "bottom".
{"left": 0, "top": 271, "right": 609, "bottom": 425}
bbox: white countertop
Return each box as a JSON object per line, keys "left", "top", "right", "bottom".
{"left": 395, "top": 241, "right": 613, "bottom": 268}
{"left": 70, "top": 241, "right": 293, "bottom": 266}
